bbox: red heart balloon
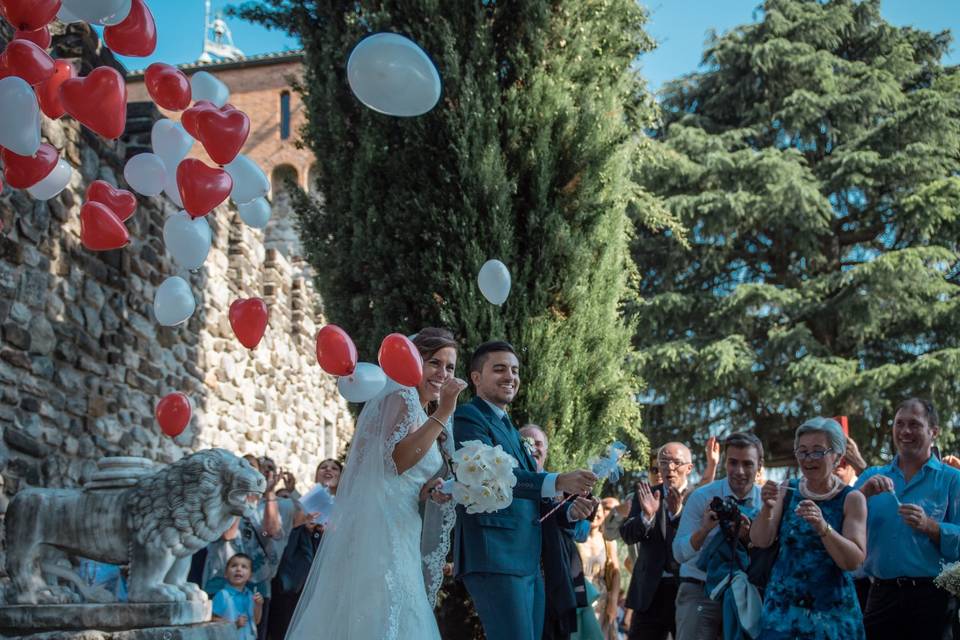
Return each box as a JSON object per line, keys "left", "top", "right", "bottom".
{"left": 378, "top": 333, "right": 423, "bottom": 387}
{"left": 1, "top": 143, "right": 58, "bottom": 189}
{"left": 316, "top": 325, "right": 358, "bottom": 376}
{"left": 229, "top": 297, "right": 269, "bottom": 349}
{"left": 59, "top": 66, "right": 127, "bottom": 139}
{"left": 80, "top": 201, "right": 129, "bottom": 251}
{"left": 180, "top": 100, "right": 218, "bottom": 139}
{"left": 1, "top": 39, "right": 54, "bottom": 85}
{"left": 103, "top": 0, "right": 156, "bottom": 58}
{"left": 14, "top": 26, "right": 52, "bottom": 50}
{"left": 155, "top": 392, "right": 191, "bottom": 437}
{"left": 36, "top": 59, "right": 74, "bottom": 119}
{"left": 86, "top": 180, "right": 136, "bottom": 222}
{"left": 176, "top": 158, "right": 232, "bottom": 217}
{"left": 195, "top": 106, "right": 250, "bottom": 166}
{"left": 2, "top": 0, "right": 59, "bottom": 31}
{"left": 144, "top": 62, "right": 191, "bottom": 111}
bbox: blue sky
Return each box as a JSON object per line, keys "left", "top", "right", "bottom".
{"left": 117, "top": 0, "right": 959, "bottom": 89}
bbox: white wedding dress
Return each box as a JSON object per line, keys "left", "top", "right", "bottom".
{"left": 285, "top": 383, "right": 455, "bottom": 640}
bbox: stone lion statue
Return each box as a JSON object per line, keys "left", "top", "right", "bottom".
{"left": 5, "top": 449, "right": 265, "bottom": 604}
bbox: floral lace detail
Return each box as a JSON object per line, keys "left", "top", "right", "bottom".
{"left": 423, "top": 498, "right": 457, "bottom": 606}
{"left": 383, "top": 386, "right": 424, "bottom": 476}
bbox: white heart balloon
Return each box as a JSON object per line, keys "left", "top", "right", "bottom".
{"left": 337, "top": 363, "right": 388, "bottom": 402}
{"left": 0, "top": 77, "right": 41, "bottom": 156}
{"left": 154, "top": 276, "right": 196, "bottom": 326}
{"left": 347, "top": 33, "right": 442, "bottom": 117}
{"left": 163, "top": 211, "right": 212, "bottom": 271}
{"left": 190, "top": 71, "right": 229, "bottom": 108}
{"left": 61, "top": 0, "right": 131, "bottom": 25}
{"left": 478, "top": 259, "right": 511, "bottom": 305}
{"left": 123, "top": 153, "right": 167, "bottom": 197}
{"left": 237, "top": 197, "right": 271, "bottom": 229}
{"left": 27, "top": 159, "right": 73, "bottom": 201}
{"left": 151, "top": 119, "right": 194, "bottom": 172}
{"left": 225, "top": 155, "right": 269, "bottom": 205}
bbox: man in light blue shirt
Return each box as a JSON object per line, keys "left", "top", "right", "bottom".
{"left": 855, "top": 398, "right": 960, "bottom": 639}
{"left": 672, "top": 432, "right": 763, "bottom": 640}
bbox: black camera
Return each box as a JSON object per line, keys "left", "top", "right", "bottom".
{"left": 709, "top": 496, "right": 742, "bottom": 535}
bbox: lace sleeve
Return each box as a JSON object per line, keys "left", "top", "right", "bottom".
{"left": 379, "top": 387, "right": 423, "bottom": 476}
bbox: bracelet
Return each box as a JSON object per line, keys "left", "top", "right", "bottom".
{"left": 428, "top": 415, "right": 446, "bottom": 429}
{"left": 264, "top": 498, "right": 277, "bottom": 502}
{"left": 819, "top": 523, "right": 833, "bottom": 537}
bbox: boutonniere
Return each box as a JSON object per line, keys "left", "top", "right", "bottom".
{"left": 522, "top": 436, "right": 536, "bottom": 459}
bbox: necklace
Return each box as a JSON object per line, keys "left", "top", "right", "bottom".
{"left": 799, "top": 475, "right": 844, "bottom": 501}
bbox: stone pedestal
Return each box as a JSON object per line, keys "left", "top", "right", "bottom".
{"left": 4, "top": 621, "right": 233, "bottom": 640}
{"left": 0, "top": 601, "right": 210, "bottom": 634}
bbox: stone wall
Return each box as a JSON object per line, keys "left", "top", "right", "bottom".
{"left": 0, "top": 24, "right": 352, "bottom": 515}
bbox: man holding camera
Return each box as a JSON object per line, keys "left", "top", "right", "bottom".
{"left": 672, "top": 433, "right": 764, "bottom": 640}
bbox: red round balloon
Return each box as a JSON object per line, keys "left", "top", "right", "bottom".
{"left": 59, "top": 66, "right": 128, "bottom": 139}
{"left": 103, "top": 0, "right": 156, "bottom": 58}
{"left": 180, "top": 100, "right": 218, "bottom": 139}
{"left": 144, "top": 63, "right": 191, "bottom": 111}
{"left": 80, "top": 201, "right": 129, "bottom": 251}
{"left": 36, "top": 59, "right": 74, "bottom": 120}
{"left": 2, "top": 143, "right": 58, "bottom": 189}
{"left": 378, "top": 333, "right": 423, "bottom": 387}
{"left": 86, "top": 180, "right": 136, "bottom": 222}
{"left": 229, "top": 297, "right": 269, "bottom": 349}
{"left": 14, "top": 26, "right": 52, "bottom": 50}
{"left": 315, "top": 325, "right": 358, "bottom": 376}
{"left": 176, "top": 158, "right": 232, "bottom": 218}
{"left": 1, "top": 39, "right": 54, "bottom": 85}
{"left": 195, "top": 106, "right": 250, "bottom": 166}
{"left": 155, "top": 392, "right": 192, "bottom": 437}
{"left": 2, "top": 0, "right": 59, "bottom": 31}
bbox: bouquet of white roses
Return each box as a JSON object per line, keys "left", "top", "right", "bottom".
{"left": 935, "top": 561, "right": 960, "bottom": 597}
{"left": 449, "top": 440, "right": 518, "bottom": 514}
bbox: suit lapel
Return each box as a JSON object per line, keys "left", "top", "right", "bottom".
{"left": 472, "top": 397, "right": 535, "bottom": 471}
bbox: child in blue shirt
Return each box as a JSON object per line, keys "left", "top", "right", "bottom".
{"left": 212, "top": 553, "right": 263, "bottom": 640}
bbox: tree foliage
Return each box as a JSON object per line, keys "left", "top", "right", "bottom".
{"left": 633, "top": 0, "right": 960, "bottom": 463}
{"left": 234, "top": 0, "right": 671, "bottom": 468}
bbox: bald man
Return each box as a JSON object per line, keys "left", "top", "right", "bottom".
{"left": 619, "top": 443, "right": 693, "bottom": 640}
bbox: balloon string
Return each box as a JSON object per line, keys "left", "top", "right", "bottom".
{"left": 539, "top": 492, "right": 576, "bottom": 523}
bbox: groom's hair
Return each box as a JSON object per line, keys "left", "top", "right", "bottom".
{"left": 469, "top": 340, "right": 518, "bottom": 377}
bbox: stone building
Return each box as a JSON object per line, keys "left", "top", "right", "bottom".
{"left": 0, "top": 20, "right": 351, "bottom": 530}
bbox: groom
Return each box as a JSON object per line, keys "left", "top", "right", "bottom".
{"left": 453, "top": 340, "right": 597, "bottom": 640}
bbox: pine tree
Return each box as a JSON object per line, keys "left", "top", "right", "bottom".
{"left": 235, "top": 0, "right": 669, "bottom": 468}
{"left": 632, "top": 0, "right": 960, "bottom": 463}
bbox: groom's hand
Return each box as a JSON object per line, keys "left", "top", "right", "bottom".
{"left": 556, "top": 469, "right": 597, "bottom": 495}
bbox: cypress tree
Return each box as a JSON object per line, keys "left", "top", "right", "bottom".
{"left": 632, "top": 0, "right": 960, "bottom": 462}
{"left": 236, "top": 0, "right": 665, "bottom": 468}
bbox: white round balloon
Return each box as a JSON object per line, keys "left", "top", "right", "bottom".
{"left": 56, "top": 4, "right": 84, "bottom": 22}
{"left": 61, "top": 0, "right": 131, "bottom": 25}
{"left": 347, "top": 33, "right": 442, "bottom": 117}
{"left": 0, "top": 77, "right": 41, "bottom": 156}
{"left": 26, "top": 159, "right": 73, "bottom": 201}
{"left": 190, "top": 71, "right": 229, "bottom": 108}
{"left": 163, "top": 165, "right": 184, "bottom": 207}
{"left": 337, "top": 363, "right": 387, "bottom": 402}
{"left": 151, "top": 119, "right": 194, "bottom": 172}
{"left": 163, "top": 211, "right": 212, "bottom": 271}
{"left": 123, "top": 153, "right": 167, "bottom": 197}
{"left": 225, "top": 155, "right": 270, "bottom": 205}
{"left": 154, "top": 276, "right": 196, "bottom": 326}
{"left": 237, "top": 197, "right": 271, "bottom": 229}
{"left": 478, "top": 259, "right": 511, "bottom": 306}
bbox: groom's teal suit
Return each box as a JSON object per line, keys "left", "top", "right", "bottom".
{"left": 454, "top": 396, "right": 549, "bottom": 640}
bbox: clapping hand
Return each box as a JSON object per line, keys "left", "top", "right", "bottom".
{"left": 705, "top": 436, "right": 720, "bottom": 469}
{"left": 636, "top": 481, "right": 661, "bottom": 519}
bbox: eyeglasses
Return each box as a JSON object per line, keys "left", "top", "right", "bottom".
{"left": 794, "top": 448, "right": 834, "bottom": 461}
{"left": 658, "top": 458, "right": 691, "bottom": 469}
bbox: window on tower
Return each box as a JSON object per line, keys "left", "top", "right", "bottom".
{"left": 280, "top": 91, "right": 291, "bottom": 140}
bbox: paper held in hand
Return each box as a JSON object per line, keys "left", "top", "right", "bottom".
{"left": 300, "top": 484, "right": 336, "bottom": 524}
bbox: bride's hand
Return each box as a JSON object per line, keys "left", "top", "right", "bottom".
{"left": 437, "top": 377, "right": 467, "bottom": 413}
{"left": 420, "top": 478, "right": 452, "bottom": 504}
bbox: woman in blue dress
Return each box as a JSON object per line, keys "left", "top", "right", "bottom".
{"left": 750, "top": 417, "right": 868, "bottom": 639}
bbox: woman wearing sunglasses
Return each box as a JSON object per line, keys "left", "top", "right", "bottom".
{"left": 750, "top": 417, "right": 868, "bottom": 639}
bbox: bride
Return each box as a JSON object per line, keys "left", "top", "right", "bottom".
{"left": 286, "top": 328, "right": 467, "bottom": 639}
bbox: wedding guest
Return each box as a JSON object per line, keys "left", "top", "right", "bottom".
{"left": 577, "top": 500, "right": 621, "bottom": 640}
{"left": 855, "top": 398, "right": 960, "bottom": 640}
{"left": 751, "top": 417, "right": 867, "bottom": 638}
{"left": 520, "top": 424, "right": 595, "bottom": 640}
{"left": 835, "top": 436, "right": 867, "bottom": 486}
{"left": 672, "top": 432, "right": 763, "bottom": 640}
{"left": 267, "top": 503, "right": 325, "bottom": 640}
{"left": 213, "top": 553, "right": 264, "bottom": 640}
{"left": 314, "top": 458, "right": 343, "bottom": 496}
{"left": 619, "top": 442, "right": 693, "bottom": 640}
